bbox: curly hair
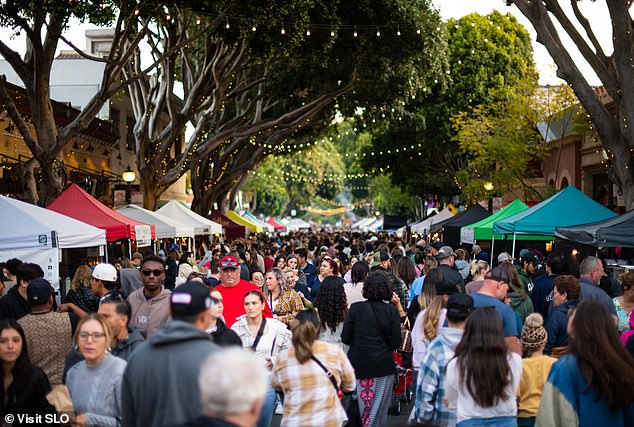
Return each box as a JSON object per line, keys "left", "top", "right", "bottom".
{"left": 362, "top": 270, "right": 393, "bottom": 302}
{"left": 554, "top": 275, "right": 580, "bottom": 300}
{"left": 314, "top": 276, "right": 348, "bottom": 333}
{"left": 71, "top": 265, "right": 93, "bottom": 292}
{"left": 267, "top": 268, "right": 289, "bottom": 292}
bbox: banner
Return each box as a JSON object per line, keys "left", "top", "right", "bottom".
{"left": 0, "top": 247, "right": 60, "bottom": 290}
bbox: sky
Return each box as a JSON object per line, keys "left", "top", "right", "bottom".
{"left": 0, "top": 1, "right": 615, "bottom": 86}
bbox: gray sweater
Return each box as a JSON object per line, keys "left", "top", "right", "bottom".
{"left": 66, "top": 353, "right": 127, "bottom": 427}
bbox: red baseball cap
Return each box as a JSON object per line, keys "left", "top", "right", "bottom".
{"left": 219, "top": 255, "right": 240, "bottom": 270}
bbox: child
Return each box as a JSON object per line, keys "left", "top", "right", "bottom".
{"left": 517, "top": 313, "right": 557, "bottom": 427}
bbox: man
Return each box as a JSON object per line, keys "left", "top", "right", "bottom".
{"left": 0, "top": 262, "right": 43, "bottom": 321}
{"left": 18, "top": 278, "right": 77, "bottom": 386}
{"left": 63, "top": 293, "right": 146, "bottom": 381}
{"left": 471, "top": 244, "right": 489, "bottom": 262}
{"left": 122, "top": 281, "right": 220, "bottom": 427}
{"left": 295, "top": 248, "right": 317, "bottom": 289}
{"left": 128, "top": 255, "right": 172, "bottom": 336}
{"left": 578, "top": 256, "right": 617, "bottom": 317}
{"left": 471, "top": 266, "right": 521, "bottom": 354}
{"left": 518, "top": 252, "right": 538, "bottom": 295}
{"left": 131, "top": 252, "right": 143, "bottom": 269}
{"left": 91, "top": 262, "right": 119, "bottom": 298}
{"left": 176, "top": 348, "right": 267, "bottom": 427}
{"left": 437, "top": 246, "right": 465, "bottom": 294}
{"left": 531, "top": 255, "right": 561, "bottom": 320}
{"left": 236, "top": 248, "right": 251, "bottom": 281}
{"left": 497, "top": 252, "right": 514, "bottom": 265}
{"left": 414, "top": 293, "right": 473, "bottom": 426}
{"left": 214, "top": 255, "right": 272, "bottom": 327}
{"left": 370, "top": 251, "right": 408, "bottom": 308}
{"left": 2, "top": 258, "right": 22, "bottom": 296}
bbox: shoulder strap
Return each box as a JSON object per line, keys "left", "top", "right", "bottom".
{"left": 251, "top": 318, "right": 267, "bottom": 351}
{"left": 311, "top": 355, "right": 341, "bottom": 396}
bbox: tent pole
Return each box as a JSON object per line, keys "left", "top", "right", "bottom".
{"left": 104, "top": 245, "right": 108, "bottom": 263}
{"left": 512, "top": 233, "right": 517, "bottom": 258}
{"left": 490, "top": 236, "right": 495, "bottom": 265}
{"left": 128, "top": 239, "right": 133, "bottom": 259}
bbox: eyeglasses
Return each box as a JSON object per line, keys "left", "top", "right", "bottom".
{"left": 210, "top": 296, "right": 222, "bottom": 305}
{"left": 323, "top": 257, "right": 332, "bottom": 261}
{"left": 142, "top": 269, "right": 164, "bottom": 277}
{"left": 220, "top": 258, "right": 239, "bottom": 268}
{"left": 78, "top": 331, "right": 106, "bottom": 341}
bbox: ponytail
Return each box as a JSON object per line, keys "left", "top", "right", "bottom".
{"left": 289, "top": 309, "right": 321, "bottom": 364}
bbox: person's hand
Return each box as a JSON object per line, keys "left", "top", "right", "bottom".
{"left": 297, "top": 291, "right": 305, "bottom": 299}
{"left": 57, "top": 303, "right": 71, "bottom": 313}
{"left": 390, "top": 292, "right": 401, "bottom": 307}
{"left": 75, "top": 414, "right": 86, "bottom": 427}
{"left": 265, "top": 356, "right": 274, "bottom": 371}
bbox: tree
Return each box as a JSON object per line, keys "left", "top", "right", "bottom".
{"left": 123, "top": 0, "right": 447, "bottom": 210}
{"left": 368, "top": 173, "right": 416, "bottom": 216}
{"left": 360, "top": 11, "right": 537, "bottom": 200}
{"left": 509, "top": 0, "right": 634, "bottom": 209}
{"left": 0, "top": 0, "right": 159, "bottom": 204}
{"left": 453, "top": 81, "right": 579, "bottom": 202}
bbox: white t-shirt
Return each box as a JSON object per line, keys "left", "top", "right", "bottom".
{"left": 445, "top": 352, "right": 522, "bottom": 423}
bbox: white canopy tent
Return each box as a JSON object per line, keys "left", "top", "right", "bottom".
{"left": 351, "top": 217, "right": 377, "bottom": 230}
{"left": 156, "top": 201, "right": 222, "bottom": 235}
{"left": 411, "top": 208, "right": 454, "bottom": 234}
{"left": 0, "top": 196, "right": 106, "bottom": 289}
{"left": 116, "top": 205, "right": 195, "bottom": 239}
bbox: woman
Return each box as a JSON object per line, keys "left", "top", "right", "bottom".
{"left": 614, "top": 271, "right": 634, "bottom": 334}
{"left": 408, "top": 268, "right": 443, "bottom": 325}
{"left": 66, "top": 314, "right": 127, "bottom": 427}
{"left": 283, "top": 267, "right": 313, "bottom": 307}
{"left": 274, "top": 255, "right": 287, "bottom": 271}
{"left": 341, "top": 270, "right": 401, "bottom": 427}
{"left": 536, "top": 300, "right": 634, "bottom": 426}
{"left": 544, "top": 275, "right": 580, "bottom": 357}
{"left": 272, "top": 309, "right": 356, "bottom": 427}
{"left": 232, "top": 291, "right": 291, "bottom": 427}
{"left": 315, "top": 276, "right": 349, "bottom": 352}
{"left": 498, "top": 262, "right": 534, "bottom": 322}
{"left": 0, "top": 320, "right": 55, "bottom": 425}
{"left": 65, "top": 265, "right": 98, "bottom": 313}
{"left": 251, "top": 270, "right": 266, "bottom": 296}
{"left": 445, "top": 307, "right": 522, "bottom": 427}
{"left": 454, "top": 248, "right": 471, "bottom": 280}
{"left": 397, "top": 256, "right": 418, "bottom": 292}
{"left": 266, "top": 268, "right": 305, "bottom": 326}
{"left": 345, "top": 261, "right": 369, "bottom": 307}
{"left": 176, "top": 252, "right": 196, "bottom": 287}
{"left": 286, "top": 254, "right": 300, "bottom": 271}
{"left": 465, "top": 260, "right": 489, "bottom": 294}
{"left": 206, "top": 289, "right": 242, "bottom": 347}
{"left": 516, "top": 313, "right": 556, "bottom": 427}
{"left": 409, "top": 257, "right": 439, "bottom": 304}
{"left": 311, "top": 258, "right": 338, "bottom": 298}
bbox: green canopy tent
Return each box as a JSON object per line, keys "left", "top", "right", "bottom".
{"left": 460, "top": 199, "right": 534, "bottom": 244}
{"left": 492, "top": 186, "right": 617, "bottom": 257}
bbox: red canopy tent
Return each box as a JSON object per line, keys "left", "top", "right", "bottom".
{"left": 266, "top": 217, "right": 286, "bottom": 231}
{"left": 48, "top": 184, "right": 155, "bottom": 243}
{"left": 209, "top": 211, "right": 248, "bottom": 241}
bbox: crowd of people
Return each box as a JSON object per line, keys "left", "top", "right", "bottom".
{"left": 0, "top": 230, "right": 633, "bottom": 427}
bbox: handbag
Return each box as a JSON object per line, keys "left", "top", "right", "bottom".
{"left": 398, "top": 316, "right": 413, "bottom": 353}
{"left": 46, "top": 384, "right": 74, "bottom": 413}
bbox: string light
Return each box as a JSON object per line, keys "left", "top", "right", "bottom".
{"left": 281, "top": 23, "right": 286, "bottom": 35}
{"left": 225, "top": 16, "right": 230, "bottom": 29}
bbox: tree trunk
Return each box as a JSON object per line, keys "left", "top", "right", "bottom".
{"left": 38, "top": 153, "right": 69, "bottom": 206}
{"left": 282, "top": 195, "right": 296, "bottom": 217}
{"left": 140, "top": 168, "right": 167, "bottom": 210}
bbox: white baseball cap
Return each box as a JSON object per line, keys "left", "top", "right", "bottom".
{"left": 497, "top": 252, "right": 514, "bottom": 263}
{"left": 92, "top": 263, "right": 118, "bottom": 282}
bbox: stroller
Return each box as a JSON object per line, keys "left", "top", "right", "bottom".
{"left": 388, "top": 351, "right": 413, "bottom": 415}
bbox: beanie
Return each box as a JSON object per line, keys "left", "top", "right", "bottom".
{"left": 520, "top": 313, "right": 547, "bottom": 352}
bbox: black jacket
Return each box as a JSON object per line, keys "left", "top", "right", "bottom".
{"left": 0, "top": 366, "right": 56, "bottom": 426}
{"left": 210, "top": 319, "right": 242, "bottom": 347}
{"left": 341, "top": 300, "right": 401, "bottom": 379}
{"left": 173, "top": 415, "right": 240, "bottom": 427}
{"left": 438, "top": 264, "right": 465, "bottom": 293}
{"left": 0, "top": 284, "right": 30, "bottom": 321}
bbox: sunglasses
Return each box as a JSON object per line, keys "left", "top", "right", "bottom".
{"left": 142, "top": 269, "right": 164, "bottom": 277}
{"left": 99, "top": 291, "right": 125, "bottom": 304}
{"left": 220, "top": 258, "right": 239, "bottom": 268}
{"left": 210, "top": 296, "right": 222, "bottom": 305}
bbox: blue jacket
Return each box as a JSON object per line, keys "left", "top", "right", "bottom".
{"left": 531, "top": 274, "right": 554, "bottom": 320}
{"left": 535, "top": 355, "right": 634, "bottom": 427}
{"left": 544, "top": 299, "right": 578, "bottom": 353}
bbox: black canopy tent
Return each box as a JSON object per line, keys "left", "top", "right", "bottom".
{"left": 555, "top": 210, "right": 634, "bottom": 248}
{"left": 436, "top": 204, "right": 491, "bottom": 247}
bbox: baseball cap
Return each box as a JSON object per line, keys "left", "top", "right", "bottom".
{"left": 471, "top": 245, "right": 482, "bottom": 254}
{"left": 446, "top": 294, "right": 474, "bottom": 321}
{"left": 158, "top": 249, "right": 166, "bottom": 257}
{"left": 27, "top": 278, "right": 53, "bottom": 305}
{"left": 219, "top": 255, "right": 239, "bottom": 270}
{"left": 519, "top": 249, "right": 530, "bottom": 258}
{"left": 319, "top": 246, "right": 329, "bottom": 252}
{"left": 415, "top": 239, "right": 426, "bottom": 248}
{"left": 92, "top": 263, "right": 118, "bottom": 282}
{"left": 131, "top": 252, "right": 143, "bottom": 260}
{"left": 170, "top": 281, "right": 212, "bottom": 317}
{"left": 497, "top": 252, "right": 514, "bottom": 263}
{"left": 169, "top": 243, "right": 181, "bottom": 251}
{"left": 437, "top": 246, "right": 456, "bottom": 259}
{"left": 521, "top": 252, "right": 539, "bottom": 266}
{"left": 485, "top": 266, "right": 511, "bottom": 284}
{"left": 370, "top": 251, "right": 389, "bottom": 268}
{"left": 431, "top": 241, "right": 444, "bottom": 250}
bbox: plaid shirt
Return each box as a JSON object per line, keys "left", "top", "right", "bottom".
{"left": 272, "top": 341, "right": 356, "bottom": 427}
{"left": 413, "top": 329, "right": 461, "bottom": 427}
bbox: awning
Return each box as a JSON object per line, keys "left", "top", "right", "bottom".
{"left": 460, "top": 199, "right": 529, "bottom": 243}
{"left": 116, "top": 205, "right": 195, "bottom": 239}
{"left": 556, "top": 209, "right": 634, "bottom": 248}
{"left": 156, "top": 201, "right": 222, "bottom": 235}
{"left": 226, "top": 211, "right": 262, "bottom": 233}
